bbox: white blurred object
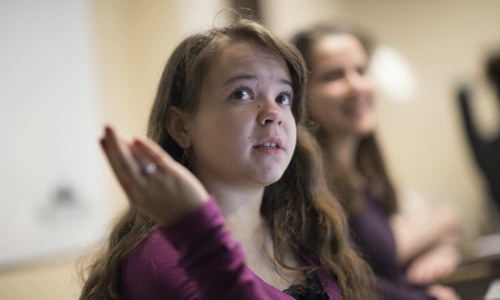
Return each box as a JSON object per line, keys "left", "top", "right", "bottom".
{"left": 474, "top": 233, "right": 500, "bottom": 258}
{"left": 370, "top": 45, "right": 419, "bottom": 103}
{"left": 485, "top": 278, "right": 500, "bottom": 300}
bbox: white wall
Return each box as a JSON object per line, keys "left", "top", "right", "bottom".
{"left": 0, "top": 0, "right": 109, "bottom": 268}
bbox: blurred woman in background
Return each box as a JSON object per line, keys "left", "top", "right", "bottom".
{"left": 292, "top": 24, "right": 462, "bottom": 300}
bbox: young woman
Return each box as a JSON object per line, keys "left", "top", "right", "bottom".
{"left": 79, "top": 18, "right": 374, "bottom": 300}
{"left": 292, "top": 24, "right": 461, "bottom": 300}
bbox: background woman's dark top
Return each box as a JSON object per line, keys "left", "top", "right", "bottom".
{"left": 348, "top": 191, "right": 435, "bottom": 300}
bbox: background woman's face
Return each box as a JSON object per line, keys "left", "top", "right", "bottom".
{"left": 306, "top": 33, "right": 376, "bottom": 137}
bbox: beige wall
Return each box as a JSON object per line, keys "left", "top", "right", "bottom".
{"left": 2, "top": 1, "right": 499, "bottom": 299}
{"left": 0, "top": 258, "right": 82, "bottom": 300}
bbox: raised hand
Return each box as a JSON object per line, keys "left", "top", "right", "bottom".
{"left": 100, "top": 125, "right": 209, "bottom": 226}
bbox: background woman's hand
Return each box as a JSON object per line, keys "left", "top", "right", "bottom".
{"left": 100, "top": 125, "right": 209, "bottom": 226}
{"left": 427, "top": 284, "right": 461, "bottom": 300}
{"left": 406, "top": 241, "right": 461, "bottom": 284}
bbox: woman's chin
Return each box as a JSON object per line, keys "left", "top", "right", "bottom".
{"left": 253, "top": 170, "right": 286, "bottom": 187}
{"left": 353, "top": 118, "right": 376, "bottom": 136}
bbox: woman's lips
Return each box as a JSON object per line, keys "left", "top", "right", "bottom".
{"left": 342, "top": 97, "right": 372, "bottom": 118}
{"left": 253, "top": 136, "right": 284, "bottom": 152}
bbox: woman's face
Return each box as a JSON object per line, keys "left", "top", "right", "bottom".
{"left": 307, "top": 33, "right": 375, "bottom": 137}
{"left": 186, "top": 40, "right": 297, "bottom": 189}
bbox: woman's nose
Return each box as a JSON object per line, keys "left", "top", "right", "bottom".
{"left": 257, "top": 100, "right": 284, "bottom": 126}
{"left": 345, "top": 72, "right": 365, "bottom": 93}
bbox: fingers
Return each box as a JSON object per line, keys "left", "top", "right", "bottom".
{"left": 100, "top": 126, "right": 141, "bottom": 194}
{"left": 408, "top": 260, "right": 445, "bottom": 284}
{"left": 132, "top": 137, "right": 179, "bottom": 173}
{"left": 407, "top": 242, "right": 462, "bottom": 284}
{"left": 99, "top": 125, "right": 209, "bottom": 226}
{"left": 105, "top": 126, "right": 137, "bottom": 174}
{"left": 427, "top": 284, "right": 461, "bottom": 300}
{"left": 407, "top": 261, "right": 432, "bottom": 284}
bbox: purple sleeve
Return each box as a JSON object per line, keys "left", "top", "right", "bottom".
{"left": 161, "top": 196, "right": 294, "bottom": 300}
{"left": 349, "top": 192, "right": 434, "bottom": 300}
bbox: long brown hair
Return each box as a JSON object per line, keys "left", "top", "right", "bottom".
{"left": 80, "top": 17, "right": 374, "bottom": 299}
{"left": 291, "top": 24, "right": 397, "bottom": 217}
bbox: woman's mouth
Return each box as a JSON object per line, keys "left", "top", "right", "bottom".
{"left": 253, "top": 137, "right": 284, "bottom": 152}
{"left": 343, "top": 97, "right": 372, "bottom": 118}
{"left": 254, "top": 142, "right": 280, "bottom": 149}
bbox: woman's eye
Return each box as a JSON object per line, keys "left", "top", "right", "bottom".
{"left": 357, "top": 66, "right": 368, "bottom": 75}
{"left": 232, "top": 89, "right": 251, "bottom": 100}
{"left": 276, "top": 94, "right": 291, "bottom": 105}
{"left": 322, "top": 70, "right": 344, "bottom": 81}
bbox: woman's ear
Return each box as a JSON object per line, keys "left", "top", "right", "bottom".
{"left": 166, "top": 106, "right": 192, "bottom": 149}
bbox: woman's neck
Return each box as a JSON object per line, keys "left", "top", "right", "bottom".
{"left": 200, "top": 177, "right": 264, "bottom": 227}
{"left": 204, "top": 180, "right": 301, "bottom": 289}
{"left": 324, "top": 133, "right": 365, "bottom": 188}
{"left": 324, "top": 133, "right": 359, "bottom": 171}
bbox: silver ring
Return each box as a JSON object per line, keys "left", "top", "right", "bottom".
{"left": 141, "top": 162, "right": 157, "bottom": 175}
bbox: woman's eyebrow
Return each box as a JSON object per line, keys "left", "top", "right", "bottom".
{"left": 281, "top": 79, "right": 293, "bottom": 88}
{"left": 223, "top": 74, "right": 257, "bottom": 86}
{"left": 223, "top": 74, "right": 293, "bottom": 89}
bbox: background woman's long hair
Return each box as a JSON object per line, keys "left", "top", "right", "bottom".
{"left": 291, "top": 24, "right": 397, "bottom": 217}
{"left": 80, "top": 17, "right": 374, "bottom": 300}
